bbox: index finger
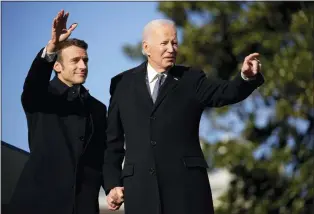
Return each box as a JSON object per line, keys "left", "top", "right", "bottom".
{"left": 63, "top": 12, "right": 69, "bottom": 26}
{"left": 56, "top": 10, "right": 64, "bottom": 21}
{"left": 245, "top": 53, "right": 260, "bottom": 62}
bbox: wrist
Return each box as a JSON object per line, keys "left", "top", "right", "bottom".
{"left": 46, "top": 40, "right": 57, "bottom": 53}
{"left": 241, "top": 72, "right": 256, "bottom": 81}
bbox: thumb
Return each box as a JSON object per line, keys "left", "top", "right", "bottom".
{"left": 116, "top": 187, "right": 124, "bottom": 196}
{"left": 59, "top": 23, "right": 77, "bottom": 41}
{"left": 241, "top": 62, "right": 250, "bottom": 73}
{"left": 68, "top": 23, "right": 78, "bottom": 33}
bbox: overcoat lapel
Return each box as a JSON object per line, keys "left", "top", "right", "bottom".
{"left": 134, "top": 62, "right": 154, "bottom": 109}
{"left": 151, "top": 66, "right": 179, "bottom": 115}
{"left": 134, "top": 63, "right": 181, "bottom": 114}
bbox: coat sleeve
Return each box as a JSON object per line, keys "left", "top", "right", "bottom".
{"left": 102, "top": 74, "right": 126, "bottom": 194}
{"left": 194, "top": 68, "right": 264, "bottom": 108}
{"left": 21, "top": 48, "right": 55, "bottom": 112}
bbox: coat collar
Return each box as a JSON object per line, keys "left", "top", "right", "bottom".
{"left": 50, "top": 76, "right": 90, "bottom": 102}
{"left": 134, "top": 61, "right": 180, "bottom": 114}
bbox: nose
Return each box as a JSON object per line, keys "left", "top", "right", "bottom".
{"left": 167, "top": 43, "right": 174, "bottom": 53}
{"left": 78, "top": 59, "right": 87, "bottom": 69}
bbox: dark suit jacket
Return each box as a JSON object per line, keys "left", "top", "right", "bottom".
{"left": 9, "top": 49, "right": 107, "bottom": 214}
{"left": 103, "top": 62, "right": 264, "bottom": 214}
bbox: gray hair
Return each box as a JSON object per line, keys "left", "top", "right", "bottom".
{"left": 142, "top": 19, "right": 176, "bottom": 56}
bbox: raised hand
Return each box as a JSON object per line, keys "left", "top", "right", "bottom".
{"left": 47, "top": 9, "right": 78, "bottom": 53}
{"left": 241, "top": 53, "right": 262, "bottom": 78}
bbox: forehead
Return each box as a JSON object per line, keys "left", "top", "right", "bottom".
{"left": 152, "top": 24, "right": 177, "bottom": 40}
{"left": 61, "top": 46, "right": 88, "bottom": 59}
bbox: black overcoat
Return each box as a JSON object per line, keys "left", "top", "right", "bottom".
{"left": 9, "top": 49, "right": 107, "bottom": 214}
{"left": 103, "top": 62, "right": 264, "bottom": 214}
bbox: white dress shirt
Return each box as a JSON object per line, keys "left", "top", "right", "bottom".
{"left": 147, "top": 63, "right": 168, "bottom": 95}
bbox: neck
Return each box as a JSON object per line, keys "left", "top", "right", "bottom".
{"left": 147, "top": 59, "right": 169, "bottom": 73}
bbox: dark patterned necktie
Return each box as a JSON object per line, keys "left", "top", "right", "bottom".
{"left": 151, "top": 73, "right": 166, "bottom": 103}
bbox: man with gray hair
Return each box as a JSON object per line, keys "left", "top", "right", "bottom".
{"left": 103, "top": 19, "right": 264, "bottom": 214}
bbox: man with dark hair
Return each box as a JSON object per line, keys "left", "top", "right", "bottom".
{"left": 9, "top": 10, "right": 108, "bottom": 214}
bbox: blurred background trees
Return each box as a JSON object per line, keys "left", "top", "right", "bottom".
{"left": 122, "top": 2, "right": 314, "bottom": 214}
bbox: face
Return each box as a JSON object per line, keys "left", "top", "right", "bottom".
{"left": 143, "top": 24, "right": 178, "bottom": 71}
{"left": 54, "top": 46, "right": 88, "bottom": 87}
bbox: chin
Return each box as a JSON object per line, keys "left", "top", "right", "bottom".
{"left": 75, "top": 78, "right": 86, "bottom": 85}
{"left": 165, "top": 62, "right": 175, "bottom": 68}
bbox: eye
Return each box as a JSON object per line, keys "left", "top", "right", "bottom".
{"left": 71, "top": 57, "right": 80, "bottom": 63}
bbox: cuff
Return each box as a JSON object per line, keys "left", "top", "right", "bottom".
{"left": 41, "top": 46, "right": 57, "bottom": 62}
{"left": 241, "top": 72, "right": 257, "bottom": 81}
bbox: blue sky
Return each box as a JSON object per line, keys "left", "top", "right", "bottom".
{"left": 2, "top": 2, "right": 167, "bottom": 151}
{"left": 3, "top": 2, "right": 304, "bottom": 153}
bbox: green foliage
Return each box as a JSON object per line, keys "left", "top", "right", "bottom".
{"left": 122, "top": 2, "right": 314, "bottom": 213}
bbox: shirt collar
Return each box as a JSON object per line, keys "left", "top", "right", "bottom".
{"left": 147, "top": 63, "right": 169, "bottom": 83}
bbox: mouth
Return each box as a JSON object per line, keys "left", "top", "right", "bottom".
{"left": 76, "top": 73, "right": 87, "bottom": 77}
{"left": 164, "top": 56, "right": 176, "bottom": 60}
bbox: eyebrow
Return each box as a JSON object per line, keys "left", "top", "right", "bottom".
{"left": 70, "top": 56, "right": 89, "bottom": 61}
{"left": 161, "top": 40, "right": 178, "bottom": 43}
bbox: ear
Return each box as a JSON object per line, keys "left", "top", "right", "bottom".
{"left": 142, "top": 41, "right": 150, "bottom": 57}
{"left": 53, "top": 61, "right": 62, "bottom": 74}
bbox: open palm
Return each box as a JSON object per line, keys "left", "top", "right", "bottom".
{"left": 51, "top": 10, "right": 77, "bottom": 44}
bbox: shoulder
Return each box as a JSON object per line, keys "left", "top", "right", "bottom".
{"left": 81, "top": 86, "right": 107, "bottom": 110}
{"left": 89, "top": 95, "right": 107, "bottom": 112}
{"left": 173, "top": 64, "right": 204, "bottom": 79}
{"left": 111, "top": 63, "right": 144, "bottom": 82}
{"left": 109, "top": 70, "right": 131, "bottom": 96}
{"left": 110, "top": 70, "right": 129, "bottom": 88}
{"left": 174, "top": 64, "right": 203, "bottom": 72}
{"left": 110, "top": 62, "right": 145, "bottom": 95}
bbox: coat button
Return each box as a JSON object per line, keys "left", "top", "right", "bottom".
{"left": 149, "top": 168, "right": 155, "bottom": 175}
{"left": 150, "top": 141, "right": 156, "bottom": 146}
{"left": 79, "top": 136, "right": 85, "bottom": 141}
{"left": 150, "top": 116, "right": 156, "bottom": 120}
